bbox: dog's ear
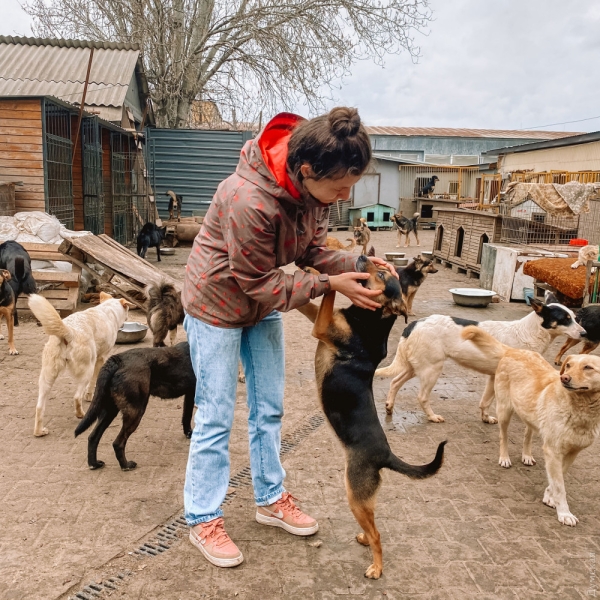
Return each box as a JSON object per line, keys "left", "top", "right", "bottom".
{"left": 0, "top": 269, "right": 11, "bottom": 281}
{"left": 559, "top": 360, "right": 568, "bottom": 376}
{"left": 529, "top": 297, "right": 544, "bottom": 313}
{"left": 119, "top": 298, "right": 137, "bottom": 309}
{"left": 367, "top": 246, "right": 376, "bottom": 257}
{"left": 99, "top": 291, "right": 113, "bottom": 303}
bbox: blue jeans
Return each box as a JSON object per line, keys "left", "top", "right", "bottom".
{"left": 183, "top": 311, "right": 286, "bottom": 526}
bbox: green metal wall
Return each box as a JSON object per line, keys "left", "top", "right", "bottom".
{"left": 145, "top": 128, "right": 253, "bottom": 218}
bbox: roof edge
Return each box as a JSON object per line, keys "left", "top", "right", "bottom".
{"left": 481, "top": 130, "right": 600, "bottom": 156}
{"left": 0, "top": 35, "right": 139, "bottom": 51}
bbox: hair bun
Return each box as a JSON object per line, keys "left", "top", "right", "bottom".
{"left": 328, "top": 106, "right": 361, "bottom": 138}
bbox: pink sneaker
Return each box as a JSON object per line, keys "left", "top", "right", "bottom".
{"left": 256, "top": 492, "right": 319, "bottom": 536}
{"left": 189, "top": 518, "right": 243, "bottom": 567}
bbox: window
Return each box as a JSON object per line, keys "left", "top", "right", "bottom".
{"left": 421, "top": 205, "right": 433, "bottom": 219}
{"left": 454, "top": 226, "right": 465, "bottom": 258}
{"left": 383, "top": 212, "right": 390, "bottom": 222}
{"left": 448, "top": 181, "right": 459, "bottom": 195}
{"left": 435, "top": 224, "right": 444, "bottom": 251}
{"left": 477, "top": 233, "right": 489, "bottom": 264}
{"left": 366, "top": 211, "right": 375, "bottom": 222}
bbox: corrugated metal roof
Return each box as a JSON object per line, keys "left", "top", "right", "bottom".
{"left": 0, "top": 35, "right": 139, "bottom": 109}
{"left": 481, "top": 130, "right": 600, "bottom": 156}
{"left": 365, "top": 126, "right": 583, "bottom": 140}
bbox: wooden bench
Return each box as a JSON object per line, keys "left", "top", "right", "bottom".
{"left": 16, "top": 242, "right": 81, "bottom": 315}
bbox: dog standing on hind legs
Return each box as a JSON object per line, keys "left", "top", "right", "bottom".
{"left": 297, "top": 255, "right": 445, "bottom": 578}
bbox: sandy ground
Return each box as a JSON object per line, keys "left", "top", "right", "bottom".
{"left": 0, "top": 229, "right": 598, "bottom": 600}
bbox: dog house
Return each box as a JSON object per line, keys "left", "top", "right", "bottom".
{"left": 349, "top": 203, "right": 395, "bottom": 229}
{"left": 433, "top": 208, "right": 502, "bottom": 274}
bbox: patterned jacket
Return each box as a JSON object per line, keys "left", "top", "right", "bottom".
{"left": 182, "top": 112, "right": 357, "bottom": 328}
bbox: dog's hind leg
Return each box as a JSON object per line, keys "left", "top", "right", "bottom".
{"left": 113, "top": 406, "right": 147, "bottom": 470}
{"left": 34, "top": 345, "right": 65, "bottom": 436}
{"left": 396, "top": 230, "right": 401, "bottom": 248}
{"left": 581, "top": 340, "right": 600, "bottom": 355}
{"left": 169, "top": 327, "right": 177, "bottom": 346}
{"left": 6, "top": 308, "right": 18, "bottom": 355}
{"left": 521, "top": 425, "right": 536, "bottom": 466}
{"left": 414, "top": 364, "right": 445, "bottom": 422}
{"left": 497, "top": 403, "right": 514, "bottom": 468}
{"left": 479, "top": 376, "right": 497, "bottom": 424}
{"left": 554, "top": 337, "right": 580, "bottom": 365}
{"left": 85, "top": 358, "right": 105, "bottom": 402}
{"left": 385, "top": 366, "right": 414, "bottom": 415}
{"left": 87, "top": 404, "right": 119, "bottom": 469}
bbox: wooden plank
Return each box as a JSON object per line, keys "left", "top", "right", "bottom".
{"left": 15, "top": 199, "right": 46, "bottom": 209}
{"left": 0, "top": 143, "right": 44, "bottom": 153}
{"left": 0, "top": 151, "right": 44, "bottom": 162}
{"left": 0, "top": 111, "right": 42, "bottom": 122}
{"left": 0, "top": 159, "right": 44, "bottom": 170}
{"left": 0, "top": 126, "right": 43, "bottom": 136}
{"left": 32, "top": 270, "right": 80, "bottom": 285}
{"left": 0, "top": 99, "right": 42, "bottom": 111}
{"left": 17, "top": 298, "right": 74, "bottom": 311}
{"left": 0, "top": 135, "right": 44, "bottom": 145}
{"left": 0, "top": 120, "right": 43, "bottom": 130}
{"left": 20, "top": 242, "right": 61, "bottom": 253}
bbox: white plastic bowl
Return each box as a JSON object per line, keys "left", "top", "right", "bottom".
{"left": 449, "top": 288, "right": 496, "bottom": 307}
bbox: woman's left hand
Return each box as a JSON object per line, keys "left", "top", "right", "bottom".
{"left": 369, "top": 256, "right": 399, "bottom": 279}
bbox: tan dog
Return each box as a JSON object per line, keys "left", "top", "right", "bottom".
{"left": 0, "top": 269, "right": 18, "bottom": 355}
{"left": 571, "top": 244, "right": 598, "bottom": 270}
{"left": 326, "top": 236, "right": 356, "bottom": 251}
{"left": 29, "top": 292, "right": 133, "bottom": 437}
{"left": 353, "top": 218, "right": 371, "bottom": 255}
{"left": 463, "top": 325, "right": 600, "bottom": 526}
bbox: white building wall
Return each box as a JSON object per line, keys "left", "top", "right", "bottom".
{"left": 500, "top": 141, "right": 600, "bottom": 174}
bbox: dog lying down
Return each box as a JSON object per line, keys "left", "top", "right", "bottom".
{"left": 463, "top": 325, "right": 600, "bottom": 527}
{"left": 297, "top": 256, "right": 446, "bottom": 579}
{"left": 376, "top": 293, "right": 585, "bottom": 423}
{"left": 75, "top": 342, "right": 196, "bottom": 470}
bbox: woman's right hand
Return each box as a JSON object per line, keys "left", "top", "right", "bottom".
{"left": 329, "top": 273, "right": 382, "bottom": 310}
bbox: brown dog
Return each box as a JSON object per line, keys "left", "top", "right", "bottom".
{"left": 463, "top": 325, "right": 600, "bottom": 527}
{"left": 298, "top": 256, "right": 445, "bottom": 578}
{"left": 397, "top": 255, "right": 438, "bottom": 316}
{"left": 353, "top": 218, "right": 371, "bottom": 255}
{"left": 0, "top": 269, "right": 18, "bottom": 355}
{"left": 326, "top": 236, "right": 356, "bottom": 251}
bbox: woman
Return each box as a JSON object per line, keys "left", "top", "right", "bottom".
{"left": 182, "top": 107, "right": 397, "bottom": 568}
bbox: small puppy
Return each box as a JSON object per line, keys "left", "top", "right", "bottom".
{"left": 146, "top": 282, "right": 184, "bottom": 347}
{"left": 0, "top": 241, "right": 37, "bottom": 325}
{"left": 0, "top": 269, "right": 18, "bottom": 355}
{"left": 353, "top": 218, "right": 371, "bottom": 255}
{"left": 326, "top": 236, "right": 356, "bottom": 251}
{"left": 29, "top": 292, "right": 133, "bottom": 437}
{"left": 137, "top": 222, "right": 167, "bottom": 261}
{"left": 166, "top": 190, "right": 183, "bottom": 221}
{"left": 463, "top": 325, "right": 600, "bottom": 527}
{"left": 75, "top": 342, "right": 196, "bottom": 470}
{"left": 397, "top": 255, "right": 438, "bottom": 316}
{"left": 571, "top": 244, "right": 598, "bottom": 270}
{"left": 555, "top": 305, "right": 600, "bottom": 365}
{"left": 390, "top": 212, "right": 420, "bottom": 247}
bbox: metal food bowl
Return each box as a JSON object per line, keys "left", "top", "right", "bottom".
{"left": 160, "top": 247, "right": 176, "bottom": 255}
{"left": 393, "top": 257, "right": 409, "bottom": 267}
{"left": 116, "top": 322, "right": 149, "bottom": 344}
{"left": 421, "top": 251, "right": 433, "bottom": 258}
{"left": 385, "top": 252, "right": 406, "bottom": 261}
{"left": 449, "top": 288, "right": 496, "bottom": 307}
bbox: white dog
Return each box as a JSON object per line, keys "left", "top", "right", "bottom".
{"left": 375, "top": 294, "right": 585, "bottom": 423}
{"left": 463, "top": 325, "right": 600, "bottom": 527}
{"left": 29, "top": 292, "right": 132, "bottom": 437}
{"left": 571, "top": 244, "right": 598, "bottom": 270}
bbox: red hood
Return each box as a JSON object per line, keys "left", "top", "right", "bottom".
{"left": 257, "top": 112, "right": 304, "bottom": 201}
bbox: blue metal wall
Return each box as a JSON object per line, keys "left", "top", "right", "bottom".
{"left": 145, "top": 128, "right": 253, "bottom": 218}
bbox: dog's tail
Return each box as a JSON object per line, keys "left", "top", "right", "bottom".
{"left": 343, "top": 238, "right": 356, "bottom": 251}
{"left": 147, "top": 281, "right": 177, "bottom": 306}
{"left": 460, "top": 325, "right": 506, "bottom": 364}
{"left": 14, "top": 257, "right": 37, "bottom": 294}
{"left": 28, "top": 294, "right": 72, "bottom": 342}
{"left": 75, "top": 356, "right": 120, "bottom": 437}
{"left": 385, "top": 441, "right": 446, "bottom": 479}
{"left": 412, "top": 212, "right": 420, "bottom": 220}
{"left": 375, "top": 337, "right": 408, "bottom": 378}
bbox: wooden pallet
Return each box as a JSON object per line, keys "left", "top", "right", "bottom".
{"left": 16, "top": 242, "right": 81, "bottom": 315}
{"left": 58, "top": 234, "right": 181, "bottom": 310}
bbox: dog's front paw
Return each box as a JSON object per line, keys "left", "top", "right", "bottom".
{"left": 364, "top": 564, "right": 382, "bottom": 579}
{"left": 558, "top": 511, "right": 578, "bottom": 526}
{"left": 75, "top": 407, "right": 85, "bottom": 419}
{"left": 499, "top": 456, "right": 512, "bottom": 468}
{"left": 428, "top": 414, "right": 445, "bottom": 423}
{"left": 9, "top": 348, "right": 19, "bottom": 355}
{"left": 522, "top": 455, "right": 536, "bottom": 466}
{"left": 121, "top": 461, "right": 137, "bottom": 471}
{"left": 0, "top": 333, "right": 4, "bottom": 340}
{"left": 34, "top": 427, "right": 49, "bottom": 437}
{"left": 482, "top": 415, "right": 498, "bottom": 424}
{"left": 356, "top": 533, "right": 369, "bottom": 546}
{"left": 543, "top": 487, "right": 556, "bottom": 508}
{"left": 385, "top": 402, "right": 394, "bottom": 415}
{"left": 89, "top": 461, "right": 105, "bottom": 470}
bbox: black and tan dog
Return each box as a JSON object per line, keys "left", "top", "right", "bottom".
{"left": 390, "top": 212, "right": 420, "bottom": 247}
{"left": 353, "top": 217, "right": 371, "bottom": 255}
{"left": 298, "top": 256, "right": 446, "bottom": 579}
{"left": 397, "top": 255, "right": 438, "bottom": 316}
{"left": 147, "top": 282, "right": 185, "bottom": 347}
{"left": 0, "top": 241, "right": 37, "bottom": 325}
{"left": 74, "top": 341, "right": 196, "bottom": 470}
{"left": 166, "top": 190, "right": 183, "bottom": 221}
{"left": 0, "top": 269, "right": 18, "bottom": 355}
{"left": 421, "top": 175, "right": 439, "bottom": 198}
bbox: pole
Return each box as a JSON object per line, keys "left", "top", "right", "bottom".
{"left": 72, "top": 47, "right": 94, "bottom": 166}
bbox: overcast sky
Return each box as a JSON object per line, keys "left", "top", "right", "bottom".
{"left": 5, "top": 0, "right": 600, "bottom": 133}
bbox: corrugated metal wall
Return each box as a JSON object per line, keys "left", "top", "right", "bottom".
{"left": 145, "top": 128, "right": 253, "bottom": 217}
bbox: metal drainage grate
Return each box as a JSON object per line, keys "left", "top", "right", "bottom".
{"left": 68, "top": 411, "right": 325, "bottom": 599}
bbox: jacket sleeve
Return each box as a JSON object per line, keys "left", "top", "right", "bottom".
{"left": 225, "top": 202, "right": 330, "bottom": 311}
{"left": 295, "top": 208, "right": 358, "bottom": 275}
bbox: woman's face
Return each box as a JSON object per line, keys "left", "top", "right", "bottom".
{"left": 300, "top": 164, "right": 362, "bottom": 204}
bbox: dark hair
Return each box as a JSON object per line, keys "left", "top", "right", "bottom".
{"left": 287, "top": 107, "right": 372, "bottom": 182}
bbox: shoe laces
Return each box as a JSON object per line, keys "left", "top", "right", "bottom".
{"left": 274, "top": 492, "right": 304, "bottom": 518}
{"left": 200, "top": 518, "right": 232, "bottom": 549}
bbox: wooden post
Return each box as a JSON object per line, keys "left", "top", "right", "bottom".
{"left": 72, "top": 47, "right": 94, "bottom": 166}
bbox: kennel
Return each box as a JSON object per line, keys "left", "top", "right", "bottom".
{"left": 349, "top": 203, "right": 395, "bottom": 229}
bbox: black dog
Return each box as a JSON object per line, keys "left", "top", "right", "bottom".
{"left": 0, "top": 241, "right": 37, "bottom": 325}
{"left": 74, "top": 342, "right": 196, "bottom": 470}
{"left": 147, "top": 282, "right": 184, "bottom": 347}
{"left": 397, "top": 255, "right": 438, "bottom": 316}
{"left": 421, "top": 175, "right": 439, "bottom": 197}
{"left": 137, "top": 222, "right": 167, "bottom": 261}
{"left": 297, "top": 256, "right": 445, "bottom": 579}
{"left": 390, "top": 212, "right": 420, "bottom": 247}
{"left": 554, "top": 304, "right": 600, "bottom": 365}
{"left": 0, "top": 269, "right": 18, "bottom": 354}
{"left": 165, "top": 190, "right": 183, "bottom": 221}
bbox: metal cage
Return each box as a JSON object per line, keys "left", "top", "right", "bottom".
{"left": 44, "top": 101, "right": 74, "bottom": 228}
{"left": 82, "top": 117, "right": 104, "bottom": 234}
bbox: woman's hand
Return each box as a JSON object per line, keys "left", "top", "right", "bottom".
{"left": 329, "top": 273, "right": 382, "bottom": 310}
{"left": 369, "top": 256, "right": 399, "bottom": 279}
